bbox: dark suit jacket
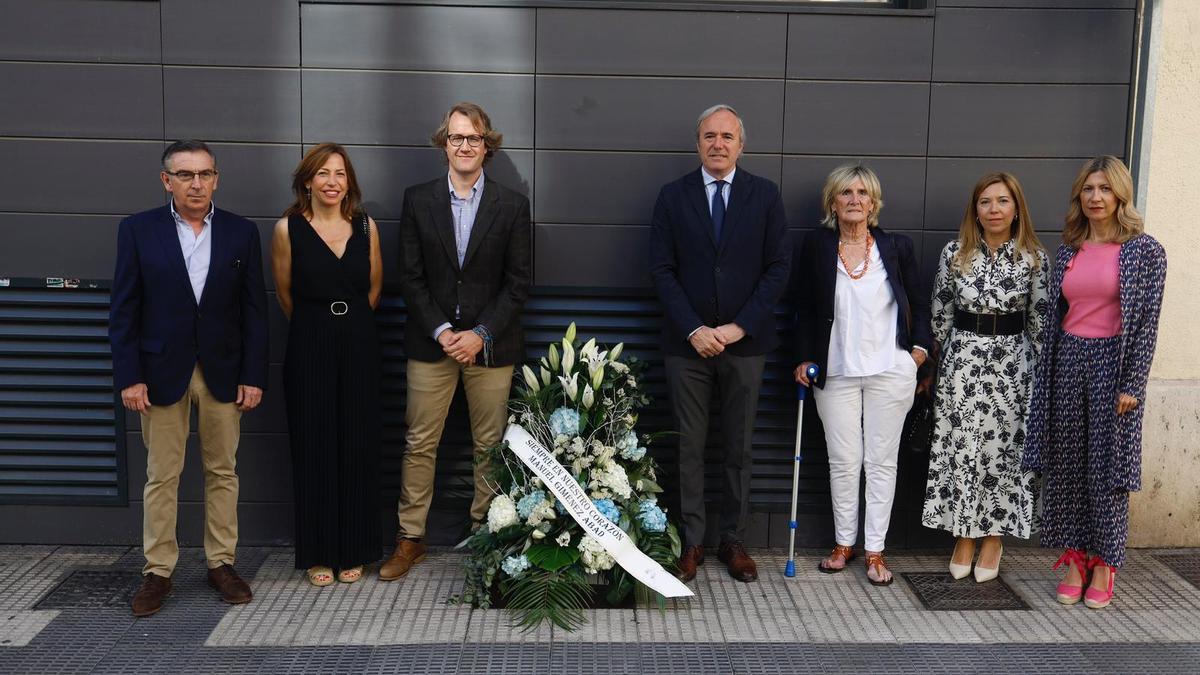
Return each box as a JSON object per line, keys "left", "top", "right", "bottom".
{"left": 792, "top": 226, "right": 933, "bottom": 389}
{"left": 398, "top": 175, "right": 532, "bottom": 366}
{"left": 649, "top": 167, "right": 791, "bottom": 357}
{"left": 108, "top": 204, "right": 269, "bottom": 406}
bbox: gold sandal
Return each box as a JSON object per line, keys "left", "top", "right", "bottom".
{"left": 818, "top": 544, "right": 855, "bottom": 573}
{"left": 865, "top": 552, "right": 894, "bottom": 586}
{"left": 307, "top": 566, "right": 335, "bottom": 587}
{"left": 337, "top": 566, "right": 363, "bottom": 584}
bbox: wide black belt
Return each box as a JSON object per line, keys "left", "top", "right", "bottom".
{"left": 953, "top": 309, "right": 1025, "bottom": 336}
{"left": 296, "top": 298, "right": 354, "bottom": 316}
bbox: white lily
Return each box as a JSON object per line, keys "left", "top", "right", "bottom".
{"left": 590, "top": 362, "right": 605, "bottom": 390}
{"left": 548, "top": 343, "right": 560, "bottom": 371}
{"left": 581, "top": 384, "right": 595, "bottom": 409}
{"left": 561, "top": 339, "right": 575, "bottom": 375}
{"left": 558, "top": 372, "right": 579, "bottom": 401}
{"left": 580, "top": 337, "right": 597, "bottom": 360}
{"left": 522, "top": 365, "right": 540, "bottom": 392}
{"left": 564, "top": 322, "right": 577, "bottom": 344}
{"left": 540, "top": 366, "right": 552, "bottom": 387}
{"left": 608, "top": 342, "right": 624, "bottom": 361}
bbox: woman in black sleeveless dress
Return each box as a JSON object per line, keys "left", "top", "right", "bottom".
{"left": 271, "top": 143, "right": 383, "bottom": 586}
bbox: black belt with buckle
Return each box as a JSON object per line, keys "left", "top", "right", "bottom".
{"left": 297, "top": 299, "right": 352, "bottom": 316}
{"left": 953, "top": 309, "right": 1025, "bottom": 336}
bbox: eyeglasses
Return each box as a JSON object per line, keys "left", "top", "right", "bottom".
{"left": 165, "top": 170, "right": 218, "bottom": 183}
{"left": 447, "top": 134, "right": 484, "bottom": 148}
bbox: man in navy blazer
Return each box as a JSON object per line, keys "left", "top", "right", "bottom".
{"left": 109, "top": 140, "right": 268, "bottom": 616}
{"left": 650, "top": 105, "right": 790, "bottom": 583}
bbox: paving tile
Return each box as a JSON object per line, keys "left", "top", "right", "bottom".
{"left": 466, "top": 605, "right": 553, "bottom": 643}
{"left": 0, "top": 610, "right": 59, "bottom": 647}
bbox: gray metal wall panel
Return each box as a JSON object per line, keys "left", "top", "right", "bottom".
{"left": 928, "top": 84, "right": 1128, "bottom": 157}
{"left": 349, "top": 147, "right": 533, "bottom": 221}
{"left": 536, "top": 76, "right": 785, "bottom": 153}
{"left": 207, "top": 143, "right": 302, "bottom": 220}
{"left": 535, "top": 151, "right": 780, "bottom": 226}
{"left": 301, "top": 4, "right": 534, "bottom": 72}
{"left": 537, "top": 9, "right": 786, "bottom": 78}
{"left": 161, "top": 0, "right": 299, "bottom": 67}
{"left": 783, "top": 82, "right": 930, "bottom": 156}
{"left": 163, "top": 67, "right": 302, "bottom": 144}
{"left": 938, "top": 1, "right": 1133, "bottom": 8}
{"left": 923, "top": 158, "right": 1088, "bottom": 232}
{"left": 0, "top": 0, "right": 160, "bottom": 63}
{"left": 781, "top": 156, "right": 926, "bottom": 231}
{"left": 787, "top": 15, "right": 933, "bottom": 81}
{"left": 125, "top": 434, "right": 292, "bottom": 504}
{"left": 0, "top": 63, "right": 162, "bottom": 139}
{"left": 0, "top": 140, "right": 163, "bottom": 215}
{"left": 0, "top": 215, "right": 119, "bottom": 279}
{"left": 535, "top": 224, "right": 650, "bottom": 287}
{"left": 933, "top": 8, "right": 1135, "bottom": 83}
{"left": 302, "top": 70, "right": 535, "bottom": 148}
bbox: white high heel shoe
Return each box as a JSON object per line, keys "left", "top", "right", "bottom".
{"left": 973, "top": 543, "right": 1003, "bottom": 583}
{"left": 949, "top": 559, "right": 972, "bottom": 580}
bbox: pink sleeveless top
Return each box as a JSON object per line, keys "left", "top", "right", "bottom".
{"left": 1062, "top": 241, "right": 1122, "bottom": 338}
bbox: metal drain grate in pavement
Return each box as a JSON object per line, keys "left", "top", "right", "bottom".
{"left": 36, "top": 569, "right": 143, "bottom": 609}
{"left": 902, "top": 572, "right": 1030, "bottom": 611}
{"left": 1154, "top": 554, "right": 1200, "bottom": 590}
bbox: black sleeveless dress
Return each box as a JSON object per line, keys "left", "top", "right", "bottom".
{"left": 284, "top": 213, "right": 381, "bottom": 570}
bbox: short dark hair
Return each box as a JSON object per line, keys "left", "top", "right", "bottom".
{"left": 162, "top": 140, "right": 216, "bottom": 171}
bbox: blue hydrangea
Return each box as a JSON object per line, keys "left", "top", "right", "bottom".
{"left": 516, "top": 490, "right": 546, "bottom": 520}
{"left": 637, "top": 500, "right": 667, "bottom": 533}
{"left": 592, "top": 498, "right": 620, "bottom": 523}
{"left": 501, "top": 554, "right": 531, "bottom": 578}
{"left": 548, "top": 407, "right": 582, "bottom": 437}
{"left": 615, "top": 430, "right": 638, "bottom": 452}
{"left": 621, "top": 445, "right": 647, "bottom": 461}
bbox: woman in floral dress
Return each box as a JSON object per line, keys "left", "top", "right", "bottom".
{"left": 922, "top": 172, "right": 1048, "bottom": 583}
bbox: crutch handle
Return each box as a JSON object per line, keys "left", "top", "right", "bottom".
{"left": 797, "top": 364, "right": 820, "bottom": 400}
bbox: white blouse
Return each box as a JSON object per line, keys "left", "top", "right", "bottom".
{"left": 826, "top": 242, "right": 906, "bottom": 378}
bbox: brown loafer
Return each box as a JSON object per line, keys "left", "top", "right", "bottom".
{"left": 717, "top": 541, "right": 758, "bottom": 582}
{"left": 131, "top": 573, "right": 172, "bottom": 617}
{"left": 207, "top": 564, "right": 253, "bottom": 604}
{"left": 676, "top": 545, "right": 705, "bottom": 582}
{"left": 379, "top": 538, "right": 426, "bottom": 581}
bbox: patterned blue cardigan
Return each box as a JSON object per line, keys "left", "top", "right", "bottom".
{"left": 1022, "top": 234, "right": 1167, "bottom": 492}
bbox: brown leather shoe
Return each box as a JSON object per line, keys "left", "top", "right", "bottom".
{"left": 379, "top": 538, "right": 426, "bottom": 581}
{"left": 676, "top": 545, "right": 705, "bottom": 582}
{"left": 718, "top": 541, "right": 758, "bottom": 582}
{"left": 207, "top": 564, "right": 253, "bottom": 604}
{"left": 131, "top": 573, "right": 171, "bottom": 617}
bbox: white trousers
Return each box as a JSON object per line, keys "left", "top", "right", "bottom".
{"left": 814, "top": 356, "right": 916, "bottom": 552}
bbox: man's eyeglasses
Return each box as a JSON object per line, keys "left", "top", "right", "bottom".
{"left": 448, "top": 134, "right": 484, "bottom": 148}
{"left": 165, "top": 170, "right": 219, "bottom": 183}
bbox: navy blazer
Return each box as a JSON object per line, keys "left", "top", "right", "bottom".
{"left": 108, "top": 204, "right": 269, "bottom": 406}
{"left": 397, "top": 175, "right": 532, "bottom": 367}
{"left": 792, "top": 226, "right": 933, "bottom": 388}
{"left": 649, "top": 167, "right": 791, "bottom": 357}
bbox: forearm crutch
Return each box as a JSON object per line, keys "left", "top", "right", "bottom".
{"left": 785, "top": 363, "right": 820, "bottom": 578}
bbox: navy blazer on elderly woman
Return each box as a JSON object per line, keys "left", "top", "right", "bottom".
{"left": 792, "top": 226, "right": 933, "bottom": 389}
{"left": 108, "top": 204, "right": 269, "bottom": 406}
{"left": 649, "top": 167, "right": 791, "bottom": 357}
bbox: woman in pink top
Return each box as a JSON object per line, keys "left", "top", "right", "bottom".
{"left": 1024, "top": 156, "right": 1167, "bottom": 610}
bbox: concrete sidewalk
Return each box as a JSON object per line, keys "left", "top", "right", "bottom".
{"left": 0, "top": 544, "right": 1197, "bottom": 673}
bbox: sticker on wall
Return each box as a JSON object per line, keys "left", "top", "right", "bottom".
{"left": 0, "top": 278, "right": 9, "bottom": 287}
{"left": 45, "top": 277, "right": 64, "bottom": 288}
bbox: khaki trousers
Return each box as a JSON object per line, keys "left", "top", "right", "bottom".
{"left": 141, "top": 365, "right": 242, "bottom": 577}
{"left": 397, "top": 357, "right": 513, "bottom": 538}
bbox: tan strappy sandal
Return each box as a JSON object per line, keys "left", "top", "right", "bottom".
{"left": 865, "top": 552, "right": 894, "bottom": 586}
{"left": 337, "top": 566, "right": 363, "bottom": 584}
{"left": 307, "top": 565, "right": 335, "bottom": 587}
{"left": 818, "top": 544, "right": 855, "bottom": 573}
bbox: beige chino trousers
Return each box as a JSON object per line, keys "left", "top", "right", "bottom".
{"left": 397, "top": 357, "right": 513, "bottom": 539}
{"left": 141, "top": 365, "right": 242, "bottom": 577}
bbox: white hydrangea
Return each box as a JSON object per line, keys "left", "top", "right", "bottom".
{"left": 609, "top": 361, "right": 629, "bottom": 375}
{"left": 578, "top": 535, "right": 615, "bottom": 574}
{"left": 526, "top": 500, "right": 557, "bottom": 527}
{"left": 592, "top": 460, "right": 632, "bottom": 500}
{"left": 487, "top": 495, "right": 519, "bottom": 533}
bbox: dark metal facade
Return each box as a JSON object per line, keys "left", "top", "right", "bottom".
{"left": 0, "top": 0, "right": 1138, "bottom": 547}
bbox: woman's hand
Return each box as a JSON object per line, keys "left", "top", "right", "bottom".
{"left": 911, "top": 348, "right": 927, "bottom": 368}
{"left": 1116, "top": 393, "right": 1139, "bottom": 415}
{"left": 794, "top": 361, "right": 817, "bottom": 386}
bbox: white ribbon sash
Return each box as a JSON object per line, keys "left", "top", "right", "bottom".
{"left": 503, "top": 424, "right": 693, "bottom": 598}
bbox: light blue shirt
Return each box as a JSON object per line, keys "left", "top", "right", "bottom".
{"left": 701, "top": 166, "right": 735, "bottom": 215}
{"left": 170, "top": 199, "right": 214, "bottom": 304}
{"left": 434, "top": 172, "right": 486, "bottom": 339}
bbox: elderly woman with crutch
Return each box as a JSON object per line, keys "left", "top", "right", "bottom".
{"left": 793, "top": 163, "right": 932, "bottom": 585}
{"left": 1023, "top": 156, "right": 1166, "bottom": 609}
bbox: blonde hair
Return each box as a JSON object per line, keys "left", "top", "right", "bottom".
{"left": 821, "top": 163, "right": 883, "bottom": 228}
{"left": 430, "top": 101, "right": 503, "bottom": 165}
{"left": 1063, "top": 155, "right": 1144, "bottom": 247}
{"left": 953, "top": 172, "right": 1043, "bottom": 274}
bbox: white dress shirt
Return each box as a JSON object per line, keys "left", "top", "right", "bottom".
{"left": 170, "top": 199, "right": 214, "bottom": 304}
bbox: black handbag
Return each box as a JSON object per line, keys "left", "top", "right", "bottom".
{"left": 901, "top": 346, "right": 938, "bottom": 454}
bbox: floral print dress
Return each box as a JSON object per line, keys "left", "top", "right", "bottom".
{"left": 921, "top": 239, "right": 1049, "bottom": 538}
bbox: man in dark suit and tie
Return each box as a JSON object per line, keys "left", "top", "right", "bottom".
{"left": 380, "top": 102, "right": 532, "bottom": 581}
{"left": 109, "top": 140, "right": 269, "bottom": 616}
{"left": 650, "top": 105, "right": 790, "bottom": 582}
